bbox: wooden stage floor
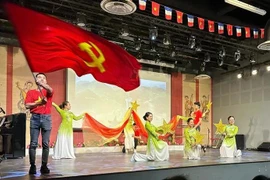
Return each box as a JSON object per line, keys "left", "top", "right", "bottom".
{"left": 1, "top": 148, "right": 270, "bottom": 180}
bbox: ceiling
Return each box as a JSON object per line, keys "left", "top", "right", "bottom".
{"left": 0, "top": 0, "right": 269, "bottom": 76}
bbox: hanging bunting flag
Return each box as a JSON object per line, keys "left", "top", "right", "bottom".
{"left": 218, "top": 23, "right": 224, "bottom": 34}
{"left": 245, "top": 27, "right": 250, "bottom": 38}
{"left": 187, "top": 15, "right": 194, "bottom": 27}
{"left": 142, "top": 1, "right": 264, "bottom": 39}
{"left": 198, "top": 17, "right": 205, "bottom": 30}
{"left": 227, "top": 24, "right": 233, "bottom": 36}
{"left": 253, "top": 29, "right": 258, "bottom": 39}
{"left": 261, "top": 28, "right": 265, "bottom": 39}
{"left": 208, "top": 20, "right": 214, "bottom": 32}
{"left": 164, "top": 6, "right": 172, "bottom": 20}
{"left": 176, "top": 10, "right": 183, "bottom": 24}
{"left": 138, "top": 0, "right": 147, "bottom": 10}
{"left": 151, "top": 1, "right": 160, "bottom": 16}
{"left": 236, "top": 26, "right": 242, "bottom": 37}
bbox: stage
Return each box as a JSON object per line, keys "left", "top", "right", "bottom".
{"left": 1, "top": 148, "right": 270, "bottom": 180}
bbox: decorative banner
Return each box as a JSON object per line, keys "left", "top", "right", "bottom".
{"left": 139, "top": 0, "right": 147, "bottom": 10}
{"left": 164, "top": 6, "right": 172, "bottom": 20}
{"left": 151, "top": 1, "right": 160, "bottom": 16}
{"left": 261, "top": 28, "right": 265, "bottom": 39}
{"left": 218, "top": 23, "right": 224, "bottom": 34}
{"left": 176, "top": 10, "right": 183, "bottom": 24}
{"left": 236, "top": 26, "right": 242, "bottom": 37}
{"left": 254, "top": 29, "right": 259, "bottom": 39}
{"left": 198, "top": 17, "right": 205, "bottom": 30}
{"left": 208, "top": 20, "right": 214, "bottom": 33}
{"left": 138, "top": 0, "right": 264, "bottom": 39}
{"left": 187, "top": 15, "right": 194, "bottom": 27}
{"left": 245, "top": 27, "right": 251, "bottom": 38}
{"left": 227, "top": 24, "right": 233, "bottom": 36}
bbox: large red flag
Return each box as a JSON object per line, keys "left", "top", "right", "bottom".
{"left": 5, "top": 3, "right": 141, "bottom": 92}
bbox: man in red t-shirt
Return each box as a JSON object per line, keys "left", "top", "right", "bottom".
{"left": 192, "top": 102, "right": 202, "bottom": 131}
{"left": 132, "top": 123, "right": 141, "bottom": 153}
{"left": 25, "top": 73, "right": 53, "bottom": 175}
{"left": 191, "top": 102, "right": 206, "bottom": 152}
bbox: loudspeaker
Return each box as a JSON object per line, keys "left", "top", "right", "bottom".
{"left": 236, "top": 134, "right": 245, "bottom": 150}
{"left": 257, "top": 142, "right": 270, "bottom": 152}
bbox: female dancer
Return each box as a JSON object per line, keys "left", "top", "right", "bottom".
{"left": 131, "top": 112, "right": 169, "bottom": 161}
{"left": 220, "top": 116, "right": 242, "bottom": 158}
{"left": 52, "top": 101, "right": 84, "bottom": 159}
{"left": 184, "top": 118, "right": 201, "bottom": 160}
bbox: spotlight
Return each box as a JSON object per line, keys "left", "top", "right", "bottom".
{"left": 134, "top": 37, "right": 141, "bottom": 51}
{"left": 266, "top": 65, "right": 270, "bottom": 71}
{"left": 137, "top": 51, "right": 142, "bottom": 59}
{"left": 188, "top": 35, "right": 196, "bottom": 49}
{"left": 204, "top": 52, "right": 211, "bottom": 62}
{"left": 200, "top": 62, "right": 206, "bottom": 72}
{"left": 76, "top": 12, "right": 86, "bottom": 27}
{"left": 251, "top": 69, "right": 258, "bottom": 75}
{"left": 250, "top": 54, "right": 256, "bottom": 63}
{"left": 149, "top": 26, "right": 158, "bottom": 41}
{"left": 217, "top": 56, "right": 224, "bottom": 66}
{"left": 237, "top": 73, "right": 242, "bottom": 79}
{"left": 234, "top": 49, "right": 241, "bottom": 61}
{"left": 98, "top": 28, "right": 105, "bottom": 36}
{"left": 120, "top": 24, "right": 129, "bottom": 37}
{"left": 155, "top": 53, "right": 161, "bottom": 63}
{"left": 150, "top": 42, "right": 156, "bottom": 52}
{"left": 170, "top": 46, "right": 176, "bottom": 57}
{"left": 195, "top": 41, "right": 202, "bottom": 52}
{"left": 219, "top": 46, "right": 226, "bottom": 57}
{"left": 163, "top": 34, "right": 171, "bottom": 45}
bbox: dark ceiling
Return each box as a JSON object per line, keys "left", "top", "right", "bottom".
{"left": 0, "top": 0, "right": 269, "bottom": 76}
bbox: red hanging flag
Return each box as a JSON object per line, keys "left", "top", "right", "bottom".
{"left": 208, "top": 20, "right": 214, "bottom": 32}
{"left": 245, "top": 27, "right": 250, "bottom": 38}
{"left": 197, "top": 17, "right": 205, "bottom": 30}
{"left": 5, "top": 3, "right": 141, "bottom": 92}
{"left": 261, "top": 28, "right": 265, "bottom": 39}
{"left": 227, "top": 24, "right": 233, "bottom": 36}
{"left": 176, "top": 10, "right": 183, "bottom": 24}
{"left": 151, "top": 1, "right": 160, "bottom": 16}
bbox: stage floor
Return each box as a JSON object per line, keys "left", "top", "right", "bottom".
{"left": 1, "top": 148, "right": 270, "bottom": 180}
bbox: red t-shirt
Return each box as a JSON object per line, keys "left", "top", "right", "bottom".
{"left": 194, "top": 110, "right": 202, "bottom": 125}
{"left": 135, "top": 128, "right": 140, "bottom": 136}
{"left": 25, "top": 89, "right": 53, "bottom": 114}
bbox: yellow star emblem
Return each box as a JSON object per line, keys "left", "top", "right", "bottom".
{"left": 35, "top": 96, "right": 42, "bottom": 103}
{"left": 214, "top": 119, "right": 226, "bottom": 134}
{"left": 157, "top": 119, "right": 173, "bottom": 135}
{"left": 194, "top": 131, "right": 204, "bottom": 145}
{"left": 130, "top": 101, "right": 139, "bottom": 111}
{"left": 177, "top": 115, "right": 191, "bottom": 121}
{"left": 206, "top": 101, "right": 212, "bottom": 110}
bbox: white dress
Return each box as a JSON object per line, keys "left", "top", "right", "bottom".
{"left": 220, "top": 125, "right": 242, "bottom": 158}
{"left": 52, "top": 103, "right": 84, "bottom": 159}
{"left": 131, "top": 121, "right": 169, "bottom": 162}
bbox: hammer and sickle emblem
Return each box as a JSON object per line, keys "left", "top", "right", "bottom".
{"left": 79, "top": 41, "right": 106, "bottom": 73}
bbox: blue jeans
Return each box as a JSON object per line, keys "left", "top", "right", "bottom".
{"left": 29, "top": 114, "right": 52, "bottom": 166}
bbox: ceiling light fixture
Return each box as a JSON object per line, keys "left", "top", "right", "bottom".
{"left": 224, "top": 0, "right": 267, "bottom": 16}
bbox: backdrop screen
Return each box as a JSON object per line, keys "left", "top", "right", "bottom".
{"left": 67, "top": 69, "right": 171, "bottom": 128}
